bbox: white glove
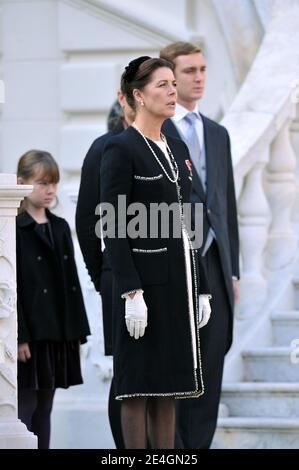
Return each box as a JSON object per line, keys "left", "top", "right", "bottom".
{"left": 125, "top": 293, "right": 148, "bottom": 339}
{"left": 198, "top": 295, "right": 212, "bottom": 328}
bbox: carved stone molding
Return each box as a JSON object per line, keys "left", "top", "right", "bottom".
{"left": 0, "top": 174, "right": 36, "bottom": 448}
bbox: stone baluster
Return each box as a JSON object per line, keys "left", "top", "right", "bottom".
{"left": 290, "top": 105, "right": 299, "bottom": 227}
{"left": 0, "top": 174, "right": 36, "bottom": 448}
{"left": 266, "top": 119, "right": 297, "bottom": 270}
{"left": 236, "top": 155, "right": 270, "bottom": 319}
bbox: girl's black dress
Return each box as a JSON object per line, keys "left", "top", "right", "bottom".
{"left": 17, "top": 213, "right": 90, "bottom": 390}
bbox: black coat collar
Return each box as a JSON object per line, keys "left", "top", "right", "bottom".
{"left": 17, "top": 209, "right": 58, "bottom": 228}
{"left": 112, "top": 119, "right": 125, "bottom": 135}
{"left": 128, "top": 125, "right": 182, "bottom": 184}
{"left": 17, "top": 209, "right": 59, "bottom": 250}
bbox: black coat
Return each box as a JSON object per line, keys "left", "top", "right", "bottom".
{"left": 162, "top": 115, "right": 239, "bottom": 316}
{"left": 76, "top": 121, "right": 124, "bottom": 291}
{"left": 76, "top": 121, "right": 124, "bottom": 355}
{"left": 16, "top": 210, "right": 90, "bottom": 344}
{"left": 100, "top": 126, "right": 204, "bottom": 399}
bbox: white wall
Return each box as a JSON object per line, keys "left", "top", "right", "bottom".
{"left": 0, "top": 0, "right": 263, "bottom": 179}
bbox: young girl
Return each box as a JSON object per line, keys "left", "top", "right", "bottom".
{"left": 16, "top": 150, "right": 90, "bottom": 449}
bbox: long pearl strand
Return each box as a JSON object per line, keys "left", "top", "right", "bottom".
{"left": 132, "top": 122, "right": 179, "bottom": 184}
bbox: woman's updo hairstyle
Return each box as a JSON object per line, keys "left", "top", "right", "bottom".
{"left": 120, "top": 56, "right": 174, "bottom": 110}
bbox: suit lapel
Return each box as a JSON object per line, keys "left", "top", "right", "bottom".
{"left": 162, "top": 118, "right": 181, "bottom": 140}
{"left": 163, "top": 118, "right": 206, "bottom": 202}
{"left": 202, "top": 114, "right": 219, "bottom": 206}
{"left": 190, "top": 166, "right": 205, "bottom": 202}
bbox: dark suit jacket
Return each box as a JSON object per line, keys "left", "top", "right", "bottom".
{"left": 162, "top": 115, "right": 239, "bottom": 314}
{"left": 76, "top": 120, "right": 124, "bottom": 292}
{"left": 76, "top": 120, "right": 124, "bottom": 355}
{"left": 17, "top": 210, "right": 90, "bottom": 344}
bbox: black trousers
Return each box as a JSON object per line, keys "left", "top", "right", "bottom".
{"left": 175, "top": 241, "right": 231, "bottom": 449}
{"left": 101, "top": 269, "right": 124, "bottom": 449}
{"left": 108, "top": 378, "right": 124, "bottom": 449}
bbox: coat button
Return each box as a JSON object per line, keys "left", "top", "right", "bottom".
{"left": 72, "top": 286, "right": 76, "bottom": 292}
{"left": 37, "top": 256, "right": 42, "bottom": 261}
{"left": 43, "top": 288, "right": 48, "bottom": 294}
{"left": 64, "top": 255, "right": 68, "bottom": 260}
{"left": 207, "top": 209, "right": 211, "bottom": 214}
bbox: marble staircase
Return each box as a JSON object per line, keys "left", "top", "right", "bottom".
{"left": 213, "top": 279, "right": 299, "bottom": 449}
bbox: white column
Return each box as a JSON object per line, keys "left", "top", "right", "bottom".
{"left": 0, "top": 174, "right": 36, "bottom": 448}
{"left": 0, "top": 0, "right": 61, "bottom": 174}
{"left": 236, "top": 157, "right": 270, "bottom": 319}
{"left": 266, "top": 119, "right": 297, "bottom": 270}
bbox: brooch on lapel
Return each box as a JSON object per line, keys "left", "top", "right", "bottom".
{"left": 185, "top": 159, "right": 193, "bottom": 180}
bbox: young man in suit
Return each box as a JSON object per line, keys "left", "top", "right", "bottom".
{"left": 75, "top": 92, "right": 134, "bottom": 449}
{"left": 160, "top": 42, "right": 239, "bottom": 449}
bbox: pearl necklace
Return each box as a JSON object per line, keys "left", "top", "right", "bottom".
{"left": 132, "top": 122, "right": 179, "bottom": 184}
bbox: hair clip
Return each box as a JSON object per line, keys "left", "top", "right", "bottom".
{"left": 123, "top": 56, "right": 151, "bottom": 82}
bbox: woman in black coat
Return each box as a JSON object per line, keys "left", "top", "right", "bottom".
{"left": 16, "top": 150, "right": 90, "bottom": 449}
{"left": 100, "top": 57, "right": 212, "bottom": 449}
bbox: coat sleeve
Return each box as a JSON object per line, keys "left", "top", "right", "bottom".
{"left": 17, "top": 298, "right": 31, "bottom": 344}
{"left": 76, "top": 140, "right": 104, "bottom": 292}
{"left": 197, "top": 258, "right": 211, "bottom": 295}
{"left": 225, "top": 129, "right": 240, "bottom": 279}
{"left": 63, "top": 219, "right": 91, "bottom": 341}
{"left": 16, "top": 230, "right": 31, "bottom": 343}
{"left": 100, "top": 138, "right": 142, "bottom": 296}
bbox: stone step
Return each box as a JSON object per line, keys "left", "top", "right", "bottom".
{"left": 271, "top": 311, "right": 299, "bottom": 346}
{"left": 242, "top": 347, "right": 299, "bottom": 382}
{"left": 221, "top": 382, "right": 299, "bottom": 418}
{"left": 213, "top": 417, "right": 299, "bottom": 449}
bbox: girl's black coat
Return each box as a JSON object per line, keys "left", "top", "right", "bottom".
{"left": 16, "top": 210, "right": 90, "bottom": 344}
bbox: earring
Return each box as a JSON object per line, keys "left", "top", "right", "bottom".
{"left": 140, "top": 100, "right": 144, "bottom": 106}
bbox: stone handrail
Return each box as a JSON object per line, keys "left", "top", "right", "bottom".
{"left": 222, "top": 0, "right": 299, "bottom": 194}
{"left": 221, "top": 0, "right": 299, "bottom": 379}
{"left": 64, "top": 0, "right": 200, "bottom": 45}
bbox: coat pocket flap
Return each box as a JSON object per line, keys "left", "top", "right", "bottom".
{"left": 134, "top": 174, "right": 163, "bottom": 181}
{"left": 132, "top": 248, "right": 168, "bottom": 285}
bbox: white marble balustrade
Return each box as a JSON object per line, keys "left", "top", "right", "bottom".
{"left": 0, "top": 174, "right": 36, "bottom": 448}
